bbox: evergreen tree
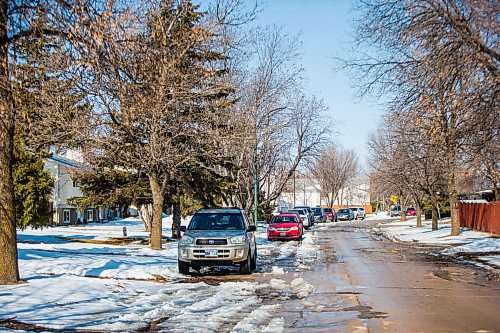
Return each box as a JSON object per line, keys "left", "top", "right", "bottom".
{"left": 13, "top": 138, "right": 54, "bottom": 230}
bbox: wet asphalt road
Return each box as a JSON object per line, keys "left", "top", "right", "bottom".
{"left": 274, "top": 219, "right": 500, "bottom": 333}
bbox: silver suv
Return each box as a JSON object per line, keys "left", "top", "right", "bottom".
{"left": 178, "top": 208, "right": 257, "bottom": 275}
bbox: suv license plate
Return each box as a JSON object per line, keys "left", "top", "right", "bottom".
{"left": 280, "top": 232, "right": 286, "bottom": 236}
{"left": 205, "top": 249, "right": 218, "bottom": 257}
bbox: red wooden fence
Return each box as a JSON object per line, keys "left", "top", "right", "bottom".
{"left": 459, "top": 201, "right": 500, "bottom": 235}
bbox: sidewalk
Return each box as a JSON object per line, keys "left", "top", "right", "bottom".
{"left": 374, "top": 218, "right": 500, "bottom": 274}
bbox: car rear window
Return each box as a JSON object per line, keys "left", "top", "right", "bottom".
{"left": 324, "top": 208, "right": 332, "bottom": 212}
{"left": 271, "top": 216, "right": 297, "bottom": 223}
{"left": 188, "top": 213, "right": 245, "bottom": 230}
{"left": 312, "top": 208, "right": 322, "bottom": 214}
{"left": 338, "top": 209, "right": 349, "bottom": 213}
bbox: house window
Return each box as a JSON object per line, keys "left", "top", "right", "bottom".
{"left": 63, "top": 210, "right": 71, "bottom": 223}
{"left": 87, "top": 209, "right": 94, "bottom": 222}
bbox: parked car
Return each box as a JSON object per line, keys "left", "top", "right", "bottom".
{"left": 288, "top": 208, "right": 311, "bottom": 229}
{"left": 337, "top": 208, "right": 354, "bottom": 221}
{"left": 178, "top": 208, "right": 257, "bottom": 275}
{"left": 406, "top": 207, "right": 416, "bottom": 216}
{"left": 293, "top": 206, "right": 314, "bottom": 226}
{"left": 267, "top": 213, "right": 304, "bottom": 241}
{"left": 324, "top": 207, "right": 337, "bottom": 222}
{"left": 312, "top": 207, "right": 327, "bottom": 223}
{"left": 349, "top": 207, "right": 366, "bottom": 220}
{"left": 390, "top": 206, "right": 401, "bottom": 217}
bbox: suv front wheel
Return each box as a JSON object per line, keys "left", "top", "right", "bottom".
{"left": 240, "top": 248, "right": 252, "bottom": 274}
{"left": 250, "top": 247, "right": 257, "bottom": 271}
{"left": 178, "top": 260, "right": 190, "bottom": 275}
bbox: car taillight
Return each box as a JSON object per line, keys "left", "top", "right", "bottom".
{"left": 301, "top": 217, "right": 305, "bottom": 221}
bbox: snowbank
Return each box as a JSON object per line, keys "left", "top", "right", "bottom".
{"left": 375, "top": 220, "right": 500, "bottom": 270}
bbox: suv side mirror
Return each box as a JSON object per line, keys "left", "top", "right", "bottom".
{"left": 180, "top": 226, "right": 187, "bottom": 232}
{"left": 247, "top": 225, "right": 257, "bottom": 232}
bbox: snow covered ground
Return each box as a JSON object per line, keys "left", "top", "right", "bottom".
{"left": 0, "top": 217, "right": 320, "bottom": 332}
{"left": 374, "top": 218, "right": 500, "bottom": 271}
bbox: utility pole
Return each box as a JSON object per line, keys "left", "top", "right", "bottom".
{"left": 254, "top": 142, "right": 258, "bottom": 226}
{"left": 293, "top": 171, "right": 296, "bottom": 207}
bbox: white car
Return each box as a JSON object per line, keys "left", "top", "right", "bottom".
{"left": 349, "top": 207, "right": 366, "bottom": 220}
{"left": 288, "top": 208, "right": 311, "bottom": 229}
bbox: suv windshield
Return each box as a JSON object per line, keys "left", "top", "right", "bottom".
{"left": 338, "top": 209, "right": 349, "bottom": 213}
{"left": 289, "top": 209, "right": 305, "bottom": 215}
{"left": 188, "top": 212, "right": 245, "bottom": 230}
{"left": 324, "top": 208, "right": 332, "bottom": 213}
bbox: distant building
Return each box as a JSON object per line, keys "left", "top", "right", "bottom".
{"left": 278, "top": 176, "right": 372, "bottom": 213}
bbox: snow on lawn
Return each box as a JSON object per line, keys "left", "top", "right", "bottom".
{"left": 1, "top": 217, "right": 323, "bottom": 331}
{"left": 375, "top": 219, "right": 500, "bottom": 270}
{"left": 0, "top": 275, "right": 289, "bottom": 332}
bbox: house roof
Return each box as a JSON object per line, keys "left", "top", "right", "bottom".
{"left": 47, "top": 155, "right": 80, "bottom": 167}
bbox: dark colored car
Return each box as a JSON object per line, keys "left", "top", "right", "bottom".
{"left": 267, "top": 213, "right": 304, "bottom": 241}
{"left": 312, "top": 207, "right": 327, "bottom": 223}
{"left": 390, "top": 206, "right": 401, "bottom": 217}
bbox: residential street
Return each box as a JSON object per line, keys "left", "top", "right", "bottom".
{"left": 1, "top": 217, "right": 499, "bottom": 332}
{"left": 272, "top": 220, "right": 500, "bottom": 332}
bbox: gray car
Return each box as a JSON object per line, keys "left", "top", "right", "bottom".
{"left": 337, "top": 208, "right": 354, "bottom": 221}
{"left": 178, "top": 208, "right": 257, "bottom": 275}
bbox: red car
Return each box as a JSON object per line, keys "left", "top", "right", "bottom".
{"left": 324, "top": 207, "right": 337, "bottom": 222}
{"left": 267, "top": 213, "right": 304, "bottom": 241}
{"left": 406, "top": 207, "right": 416, "bottom": 216}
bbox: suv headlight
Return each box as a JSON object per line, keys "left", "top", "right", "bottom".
{"left": 230, "top": 235, "right": 246, "bottom": 244}
{"left": 179, "top": 235, "right": 194, "bottom": 244}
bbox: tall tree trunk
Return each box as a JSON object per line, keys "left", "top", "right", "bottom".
{"left": 447, "top": 149, "right": 460, "bottom": 236}
{"left": 149, "top": 173, "right": 164, "bottom": 250}
{"left": 172, "top": 200, "right": 181, "bottom": 239}
{"left": 415, "top": 198, "right": 423, "bottom": 228}
{"left": 400, "top": 194, "right": 406, "bottom": 222}
{"left": 449, "top": 181, "right": 460, "bottom": 236}
{"left": 431, "top": 194, "right": 439, "bottom": 231}
{"left": 0, "top": 0, "right": 20, "bottom": 285}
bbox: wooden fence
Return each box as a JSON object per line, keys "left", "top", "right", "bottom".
{"left": 459, "top": 201, "right": 500, "bottom": 235}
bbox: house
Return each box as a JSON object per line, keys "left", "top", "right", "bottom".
{"left": 44, "top": 154, "right": 122, "bottom": 225}
{"left": 44, "top": 154, "right": 92, "bottom": 225}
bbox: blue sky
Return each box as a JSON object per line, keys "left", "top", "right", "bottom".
{"left": 256, "top": 0, "right": 383, "bottom": 167}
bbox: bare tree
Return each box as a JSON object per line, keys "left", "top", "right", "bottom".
{"left": 226, "top": 25, "right": 331, "bottom": 220}
{"left": 345, "top": 0, "right": 498, "bottom": 235}
{"left": 311, "top": 146, "right": 359, "bottom": 208}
